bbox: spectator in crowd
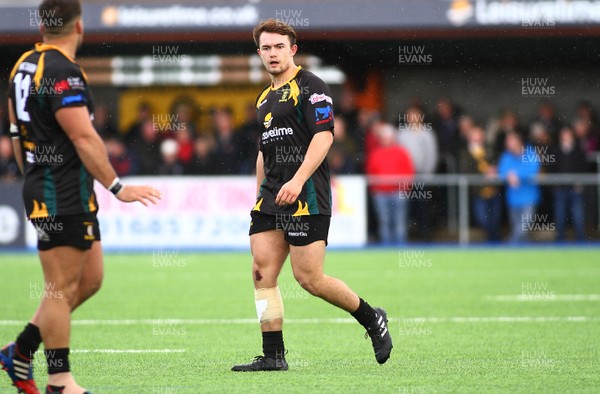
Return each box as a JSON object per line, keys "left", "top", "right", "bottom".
{"left": 105, "top": 136, "right": 137, "bottom": 177}
{"left": 528, "top": 122, "right": 554, "bottom": 224}
{"left": 576, "top": 100, "right": 600, "bottom": 135}
{"left": 550, "top": 126, "right": 587, "bottom": 241}
{"left": 328, "top": 115, "right": 357, "bottom": 174}
{"left": 398, "top": 105, "right": 438, "bottom": 239}
{"left": 0, "top": 135, "right": 20, "bottom": 181}
{"left": 175, "top": 127, "right": 194, "bottom": 166}
{"left": 328, "top": 145, "right": 354, "bottom": 176}
{"left": 458, "top": 114, "right": 475, "bottom": 136}
{"left": 534, "top": 100, "right": 563, "bottom": 138}
{"left": 212, "top": 107, "right": 240, "bottom": 174}
{"left": 459, "top": 126, "right": 501, "bottom": 242}
{"left": 125, "top": 101, "right": 152, "bottom": 147}
{"left": 572, "top": 104, "right": 598, "bottom": 231}
{"left": 573, "top": 117, "right": 599, "bottom": 158}
{"left": 498, "top": 132, "right": 541, "bottom": 243}
{"left": 357, "top": 109, "right": 382, "bottom": 241}
{"left": 366, "top": 123, "right": 414, "bottom": 244}
{"left": 185, "top": 136, "right": 216, "bottom": 175}
{"left": 406, "top": 96, "right": 426, "bottom": 114}
{"left": 93, "top": 103, "right": 118, "bottom": 139}
{"left": 358, "top": 108, "right": 381, "bottom": 166}
{"left": 130, "top": 120, "right": 160, "bottom": 175}
{"left": 335, "top": 85, "right": 362, "bottom": 152}
{"left": 157, "top": 139, "right": 184, "bottom": 175}
{"left": 488, "top": 109, "right": 525, "bottom": 161}
{"left": 529, "top": 122, "right": 554, "bottom": 149}
{"left": 172, "top": 98, "right": 199, "bottom": 137}
{"left": 234, "top": 103, "right": 260, "bottom": 174}
{"left": 458, "top": 114, "right": 475, "bottom": 152}
{"left": 398, "top": 106, "right": 438, "bottom": 174}
{"left": 432, "top": 97, "right": 461, "bottom": 170}
{"left": 431, "top": 98, "right": 461, "bottom": 231}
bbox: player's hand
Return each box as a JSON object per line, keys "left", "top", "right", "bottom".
{"left": 116, "top": 185, "right": 161, "bottom": 206}
{"left": 275, "top": 179, "right": 303, "bottom": 206}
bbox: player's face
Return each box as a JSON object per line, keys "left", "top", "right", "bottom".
{"left": 257, "top": 32, "right": 297, "bottom": 77}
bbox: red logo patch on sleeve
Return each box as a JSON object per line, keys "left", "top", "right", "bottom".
{"left": 53, "top": 80, "right": 70, "bottom": 94}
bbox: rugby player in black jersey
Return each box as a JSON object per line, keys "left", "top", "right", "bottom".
{"left": 1, "top": 1, "right": 160, "bottom": 393}
{"left": 232, "top": 19, "right": 392, "bottom": 372}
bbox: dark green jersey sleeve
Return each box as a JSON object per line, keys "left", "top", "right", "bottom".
{"left": 43, "top": 56, "right": 89, "bottom": 113}
{"left": 302, "top": 76, "right": 335, "bottom": 136}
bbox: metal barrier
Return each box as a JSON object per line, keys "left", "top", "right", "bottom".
{"left": 367, "top": 173, "right": 600, "bottom": 244}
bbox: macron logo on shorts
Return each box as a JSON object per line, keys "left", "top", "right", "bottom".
{"left": 287, "top": 231, "right": 308, "bottom": 237}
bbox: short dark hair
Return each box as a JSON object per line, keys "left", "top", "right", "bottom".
{"left": 38, "top": 0, "right": 81, "bottom": 36}
{"left": 253, "top": 18, "right": 297, "bottom": 48}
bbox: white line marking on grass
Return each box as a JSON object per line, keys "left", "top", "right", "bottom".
{"left": 71, "top": 349, "right": 185, "bottom": 354}
{"left": 0, "top": 316, "right": 597, "bottom": 326}
{"left": 397, "top": 316, "right": 596, "bottom": 323}
{"left": 487, "top": 294, "right": 600, "bottom": 302}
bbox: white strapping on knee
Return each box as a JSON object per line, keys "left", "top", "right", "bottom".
{"left": 255, "top": 286, "right": 284, "bottom": 323}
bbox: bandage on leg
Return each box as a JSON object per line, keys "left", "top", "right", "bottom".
{"left": 255, "top": 286, "right": 284, "bottom": 324}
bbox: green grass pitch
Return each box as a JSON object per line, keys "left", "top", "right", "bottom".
{"left": 1, "top": 249, "right": 599, "bottom": 393}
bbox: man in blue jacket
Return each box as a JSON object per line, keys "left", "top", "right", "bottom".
{"left": 498, "top": 132, "right": 541, "bottom": 243}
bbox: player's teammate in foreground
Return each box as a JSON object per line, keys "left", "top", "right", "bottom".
{"left": 1, "top": 1, "right": 160, "bottom": 393}
{"left": 231, "top": 19, "right": 392, "bottom": 371}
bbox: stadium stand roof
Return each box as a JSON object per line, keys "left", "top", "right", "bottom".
{"left": 1, "top": 0, "right": 600, "bottom": 44}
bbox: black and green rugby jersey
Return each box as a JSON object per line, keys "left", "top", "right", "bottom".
{"left": 253, "top": 66, "right": 334, "bottom": 216}
{"left": 8, "top": 43, "right": 97, "bottom": 219}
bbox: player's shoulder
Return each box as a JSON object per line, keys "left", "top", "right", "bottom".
{"left": 9, "top": 48, "right": 39, "bottom": 81}
{"left": 295, "top": 68, "right": 333, "bottom": 107}
{"left": 296, "top": 68, "right": 327, "bottom": 86}
{"left": 41, "top": 49, "right": 88, "bottom": 91}
{"left": 19, "top": 48, "right": 38, "bottom": 64}
{"left": 255, "top": 83, "right": 271, "bottom": 109}
{"left": 43, "top": 49, "right": 81, "bottom": 74}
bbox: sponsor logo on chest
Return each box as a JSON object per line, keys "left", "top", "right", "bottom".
{"left": 261, "top": 112, "right": 294, "bottom": 142}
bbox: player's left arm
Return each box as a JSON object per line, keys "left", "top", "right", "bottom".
{"left": 7, "top": 98, "right": 24, "bottom": 175}
{"left": 276, "top": 75, "right": 335, "bottom": 206}
{"left": 275, "top": 130, "right": 333, "bottom": 206}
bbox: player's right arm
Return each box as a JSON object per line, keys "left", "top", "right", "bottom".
{"left": 56, "top": 106, "right": 160, "bottom": 206}
{"left": 256, "top": 150, "right": 265, "bottom": 197}
{"left": 7, "top": 98, "right": 24, "bottom": 175}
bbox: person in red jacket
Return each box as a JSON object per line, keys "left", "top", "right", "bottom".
{"left": 366, "top": 123, "right": 415, "bottom": 243}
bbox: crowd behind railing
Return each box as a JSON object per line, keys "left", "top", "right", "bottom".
{"left": 1, "top": 94, "right": 598, "bottom": 243}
